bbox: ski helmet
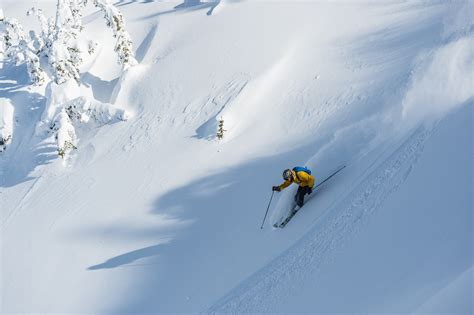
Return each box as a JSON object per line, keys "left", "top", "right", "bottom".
{"left": 282, "top": 169, "right": 293, "bottom": 180}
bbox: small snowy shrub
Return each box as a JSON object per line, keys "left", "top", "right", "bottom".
{"left": 0, "top": 135, "right": 12, "bottom": 152}
{"left": 216, "top": 117, "right": 226, "bottom": 140}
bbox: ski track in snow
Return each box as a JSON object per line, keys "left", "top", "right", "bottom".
{"left": 190, "top": 73, "right": 249, "bottom": 138}
{"left": 208, "top": 126, "right": 432, "bottom": 313}
{"left": 1, "top": 176, "right": 41, "bottom": 229}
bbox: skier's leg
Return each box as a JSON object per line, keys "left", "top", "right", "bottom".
{"left": 296, "top": 186, "right": 305, "bottom": 207}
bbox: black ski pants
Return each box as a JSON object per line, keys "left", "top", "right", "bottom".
{"left": 294, "top": 186, "right": 311, "bottom": 207}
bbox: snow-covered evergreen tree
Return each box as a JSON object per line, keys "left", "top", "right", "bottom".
{"left": 1, "top": 0, "right": 136, "bottom": 84}
{"left": 51, "top": 108, "right": 78, "bottom": 158}
{"left": 0, "top": 15, "right": 25, "bottom": 58}
{"left": 1, "top": 0, "right": 135, "bottom": 158}
{"left": 0, "top": 14, "right": 46, "bottom": 85}
{"left": 47, "top": 0, "right": 85, "bottom": 84}
{"left": 92, "top": 0, "right": 137, "bottom": 67}
{"left": 26, "top": 8, "right": 51, "bottom": 54}
{"left": 21, "top": 41, "right": 46, "bottom": 85}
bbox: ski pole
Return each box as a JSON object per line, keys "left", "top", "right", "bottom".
{"left": 314, "top": 165, "right": 346, "bottom": 190}
{"left": 261, "top": 191, "right": 275, "bottom": 229}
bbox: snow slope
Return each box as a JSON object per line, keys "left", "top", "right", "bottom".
{"left": 1, "top": 0, "right": 472, "bottom": 313}
{"left": 209, "top": 104, "right": 473, "bottom": 314}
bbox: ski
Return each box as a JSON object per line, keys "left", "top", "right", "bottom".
{"left": 274, "top": 206, "right": 300, "bottom": 228}
{"left": 273, "top": 165, "right": 346, "bottom": 229}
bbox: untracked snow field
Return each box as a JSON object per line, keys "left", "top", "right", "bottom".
{"left": 1, "top": 0, "right": 472, "bottom": 313}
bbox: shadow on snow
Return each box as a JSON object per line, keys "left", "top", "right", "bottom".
{"left": 0, "top": 62, "right": 55, "bottom": 188}
{"left": 135, "top": 0, "right": 220, "bottom": 21}
{"left": 89, "top": 141, "right": 328, "bottom": 313}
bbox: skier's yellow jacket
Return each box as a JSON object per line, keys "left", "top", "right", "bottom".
{"left": 279, "top": 170, "right": 315, "bottom": 190}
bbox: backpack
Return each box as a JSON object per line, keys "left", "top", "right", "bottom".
{"left": 293, "top": 166, "right": 311, "bottom": 175}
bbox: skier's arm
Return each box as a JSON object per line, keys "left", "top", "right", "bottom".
{"left": 279, "top": 180, "right": 292, "bottom": 190}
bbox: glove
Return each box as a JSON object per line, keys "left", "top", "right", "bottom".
{"left": 308, "top": 187, "right": 313, "bottom": 194}
{"left": 272, "top": 186, "right": 281, "bottom": 192}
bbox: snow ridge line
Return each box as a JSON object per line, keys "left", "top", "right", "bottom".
{"left": 207, "top": 126, "right": 432, "bottom": 313}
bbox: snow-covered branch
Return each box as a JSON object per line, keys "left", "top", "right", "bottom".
{"left": 65, "top": 96, "right": 129, "bottom": 125}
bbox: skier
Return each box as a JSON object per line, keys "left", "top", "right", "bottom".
{"left": 272, "top": 167, "right": 315, "bottom": 209}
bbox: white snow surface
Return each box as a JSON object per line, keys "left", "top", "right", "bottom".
{"left": 1, "top": 0, "right": 472, "bottom": 313}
